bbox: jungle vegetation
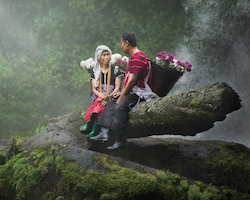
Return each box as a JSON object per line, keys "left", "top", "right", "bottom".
{"left": 0, "top": 0, "right": 185, "bottom": 137}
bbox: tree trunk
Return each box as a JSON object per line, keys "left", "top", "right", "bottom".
{"left": 127, "top": 82, "right": 241, "bottom": 138}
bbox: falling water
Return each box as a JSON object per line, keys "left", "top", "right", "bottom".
{"left": 163, "top": 0, "right": 250, "bottom": 147}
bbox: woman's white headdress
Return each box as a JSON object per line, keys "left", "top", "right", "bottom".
{"left": 93, "top": 45, "right": 112, "bottom": 87}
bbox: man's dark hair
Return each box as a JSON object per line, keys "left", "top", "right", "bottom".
{"left": 122, "top": 32, "right": 137, "bottom": 47}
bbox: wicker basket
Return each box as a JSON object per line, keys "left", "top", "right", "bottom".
{"left": 151, "top": 61, "right": 183, "bottom": 97}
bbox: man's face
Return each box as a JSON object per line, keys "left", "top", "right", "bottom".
{"left": 120, "top": 38, "right": 128, "bottom": 54}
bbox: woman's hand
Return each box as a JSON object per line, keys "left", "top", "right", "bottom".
{"left": 101, "top": 94, "right": 109, "bottom": 106}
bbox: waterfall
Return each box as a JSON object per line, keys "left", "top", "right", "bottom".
{"left": 163, "top": 0, "right": 250, "bottom": 147}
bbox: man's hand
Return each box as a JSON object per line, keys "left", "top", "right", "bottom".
{"left": 115, "top": 97, "right": 122, "bottom": 106}
{"left": 115, "top": 73, "right": 138, "bottom": 106}
{"left": 112, "top": 92, "right": 121, "bottom": 99}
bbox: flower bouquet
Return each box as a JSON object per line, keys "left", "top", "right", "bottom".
{"left": 151, "top": 52, "right": 192, "bottom": 97}
{"left": 80, "top": 53, "right": 129, "bottom": 73}
{"left": 110, "top": 53, "right": 129, "bottom": 72}
{"left": 80, "top": 58, "right": 95, "bottom": 73}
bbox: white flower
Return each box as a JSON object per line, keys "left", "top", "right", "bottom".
{"left": 113, "top": 53, "right": 122, "bottom": 60}
{"left": 122, "top": 56, "right": 129, "bottom": 62}
{"left": 176, "top": 65, "right": 184, "bottom": 72}
{"left": 80, "top": 60, "right": 85, "bottom": 68}
{"left": 111, "top": 53, "right": 122, "bottom": 64}
{"left": 156, "top": 57, "right": 161, "bottom": 62}
{"left": 156, "top": 57, "right": 165, "bottom": 67}
{"left": 114, "top": 65, "right": 119, "bottom": 74}
{"left": 80, "top": 57, "right": 95, "bottom": 70}
{"left": 110, "top": 59, "right": 115, "bottom": 65}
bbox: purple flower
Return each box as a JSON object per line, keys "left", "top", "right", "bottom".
{"left": 177, "top": 59, "right": 185, "bottom": 67}
{"left": 185, "top": 61, "right": 192, "bottom": 72}
{"left": 156, "top": 52, "right": 167, "bottom": 60}
{"left": 167, "top": 53, "right": 175, "bottom": 63}
{"left": 156, "top": 51, "right": 192, "bottom": 73}
{"left": 157, "top": 52, "right": 175, "bottom": 63}
{"left": 117, "top": 59, "right": 123, "bottom": 65}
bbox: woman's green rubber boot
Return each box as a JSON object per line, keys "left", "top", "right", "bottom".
{"left": 79, "top": 114, "right": 97, "bottom": 134}
{"left": 86, "top": 118, "right": 100, "bottom": 138}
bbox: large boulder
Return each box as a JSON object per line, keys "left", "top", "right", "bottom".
{"left": 17, "top": 80, "right": 248, "bottom": 193}
{"left": 0, "top": 82, "right": 245, "bottom": 199}
{"left": 90, "top": 137, "right": 250, "bottom": 193}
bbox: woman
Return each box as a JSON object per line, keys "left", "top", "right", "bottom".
{"left": 80, "top": 45, "right": 124, "bottom": 138}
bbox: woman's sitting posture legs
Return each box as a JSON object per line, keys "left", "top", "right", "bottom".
{"left": 79, "top": 113, "right": 98, "bottom": 134}
{"left": 86, "top": 116, "right": 101, "bottom": 138}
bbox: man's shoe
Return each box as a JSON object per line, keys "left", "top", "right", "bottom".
{"left": 106, "top": 129, "right": 127, "bottom": 150}
{"left": 107, "top": 141, "right": 127, "bottom": 150}
{"left": 89, "top": 127, "right": 109, "bottom": 142}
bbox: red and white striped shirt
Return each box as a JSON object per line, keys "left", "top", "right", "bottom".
{"left": 124, "top": 51, "right": 153, "bottom": 90}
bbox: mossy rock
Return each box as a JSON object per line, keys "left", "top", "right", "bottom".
{"left": 0, "top": 144, "right": 249, "bottom": 200}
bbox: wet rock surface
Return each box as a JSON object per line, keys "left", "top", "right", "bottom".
{"left": 89, "top": 137, "right": 250, "bottom": 192}
{"left": 127, "top": 82, "right": 242, "bottom": 137}
{"left": 13, "top": 97, "right": 249, "bottom": 193}
{"left": 1, "top": 82, "right": 248, "bottom": 193}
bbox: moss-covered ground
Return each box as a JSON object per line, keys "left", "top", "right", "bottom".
{"left": 207, "top": 142, "right": 250, "bottom": 193}
{"left": 0, "top": 120, "right": 250, "bottom": 199}
{"left": 0, "top": 142, "right": 250, "bottom": 200}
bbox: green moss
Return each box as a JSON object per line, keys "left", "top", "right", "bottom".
{"left": 1, "top": 145, "right": 250, "bottom": 200}
{"left": 91, "top": 155, "right": 159, "bottom": 199}
{"left": 0, "top": 152, "right": 39, "bottom": 199}
{"left": 180, "top": 179, "right": 189, "bottom": 190}
{"left": 0, "top": 150, "right": 7, "bottom": 164}
{"left": 0, "top": 150, "right": 7, "bottom": 157}
{"left": 40, "top": 191, "right": 56, "bottom": 200}
{"left": 207, "top": 142, "right": 250, "bottom": 191}
{"left": 187, "top": 181, "right": 245, "bottom": 200}
{"left": 188, "top": 99, "right": 203, "bottom": 109}
{"left": 188, "top": 184, "right": 202, "bottom": 199}
{"left": 0, "top": 145, "right": 60, "bottom": 199}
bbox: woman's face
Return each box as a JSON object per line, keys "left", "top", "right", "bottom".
{"left": 100, "top": 50, "right": 111, "bottom": 66}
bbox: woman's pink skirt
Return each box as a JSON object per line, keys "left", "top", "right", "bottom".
{"left": 85, "top": 97, "right": 105, "bottom": 123}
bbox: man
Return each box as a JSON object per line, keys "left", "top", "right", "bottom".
{"left": 90, "top": 32, "right": 158, "bottom": 150}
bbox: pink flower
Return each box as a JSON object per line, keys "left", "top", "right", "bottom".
{"left": 167, "top": 53, "right": 175, "bottom": 63}
{"left": 117, "top": 59, "right": 123, "bottom": 65}
{"left": 157, "top": 52, "right": 175, "bottom": 63}
{"left": 156, "top": 52, "right": 167, "bottom": 60}
{"left": 122, "top": 60, "right": 128, "bottom": 65}
{"left": 177, "top": 59, "right": 185, "bottom": 67}
{"left": 185, "top": 61, "right": 192, "bottom": 72}
{"left": 156, "top": 51, "right": 192, "bottom": 73}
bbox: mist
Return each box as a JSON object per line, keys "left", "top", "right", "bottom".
{"left": 159, "top": 0, "right": 250, "bottom": 147}
{"left": 0, "top": 1, "right": 249, "bottom": 146}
